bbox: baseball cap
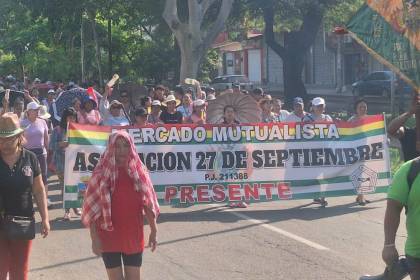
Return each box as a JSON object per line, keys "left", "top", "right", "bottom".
{"left": 48, "top": 89, "right": 55, "bottom": 94}
{"left": 135, "top": 107, "right": 148, "bottom": 117}
{"left": 193, "top": 99, "right": 205, "bottom": 107}
{"left": 312, "top": 97, "right": 325, "bottom": 106}
{"left": 27, "top": 101, "right": 40, "bottom": 111}
{"left": 293, "top": 97, "right": 304, "bottom": 104}
{"left": 151, "top": 100, "right": 161, "bottom": 106}
{"left": 252, "top": 88, "right": 264, "bottom": 96}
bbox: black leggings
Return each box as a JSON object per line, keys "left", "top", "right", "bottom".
{"left": 102, "top": 252, "right": 143, "bottom": 269}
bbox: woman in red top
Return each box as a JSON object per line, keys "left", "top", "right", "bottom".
{"left": 82, "top": 130, "right": 159, "bottom": 280}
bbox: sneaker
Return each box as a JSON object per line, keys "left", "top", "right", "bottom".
{"left": 314, "top": 197, "right": 328, "bottom": 207}
{"left": 313, "top": 198, "right": 323, "bottom": 204}
{"left": 47, "top": 199, "right": 53, "bottom": 209}
{"left": 359, "top": 257, "right": 409, "bottom": 280}
{"left": 229, "top": 202, "right": 248, "bottom": 208}
{"left": 73, "top": 208, "right": 82, "bottom": 216}
{"left": 238, "top": 201, "right": 248, "bottom": 208}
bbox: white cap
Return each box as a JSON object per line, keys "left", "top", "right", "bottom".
{"left": 193, "top": 99, "right": 205, "bottom": 107}
{"left": 312, "top": 97, "right": 325, "bottom": 106}
{"left": 151, "top": 100, "right": 161, "bottom": 106}
{"left": 48, "top": 89, "right": 55, "bottom": 94}
{"left": 27, "top": 101, "right": 40, "bottom": 111}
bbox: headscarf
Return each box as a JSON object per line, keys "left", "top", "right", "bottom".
{"left": 82, "top": 130, "right": 159, "bottom": 231}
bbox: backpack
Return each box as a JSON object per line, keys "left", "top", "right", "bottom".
{"left": 405, "top": 156, "right": 420, "bottom": 213}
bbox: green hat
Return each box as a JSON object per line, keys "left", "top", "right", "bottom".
{"left": 0, "top": 112, "right": 25, "bottom": 138}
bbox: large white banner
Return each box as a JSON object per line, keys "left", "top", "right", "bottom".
{"left": 63, "top": 115, "right": 391, "bottom": 208}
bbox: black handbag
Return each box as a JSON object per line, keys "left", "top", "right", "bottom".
{"left": 2, "top": 215, "right": 35, "bottom": 240}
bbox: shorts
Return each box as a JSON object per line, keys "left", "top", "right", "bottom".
{"left": 101, "top": 252, "right": 143, "bottom": 269}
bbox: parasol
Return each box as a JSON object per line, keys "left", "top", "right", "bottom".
{"left": 55, "top": 87, "right": 102, "bottom": 118}
{"left": 0, "top": 88, "right": 25, "bottom": 106}
{"left": 206, "top": 92, "right": 261, "bottom": 124}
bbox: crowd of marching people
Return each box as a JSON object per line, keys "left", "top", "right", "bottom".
{"left": 1, "top": 74, "right": 420, "bottom": 279}
{"left": 0, "top": 76, "right": 375, "bottom": 212}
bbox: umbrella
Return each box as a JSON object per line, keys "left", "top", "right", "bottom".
{"left": 0, "top": 88, "right": 25, "bottom": 106}
{"left": 55, "top": 87, "right": 102, "bottom": 117}
{"left": 206, "top": 92, "right": 261, "bottom": 124}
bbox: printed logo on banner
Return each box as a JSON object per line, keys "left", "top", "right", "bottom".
{"left": 350, "top": 165, "right": 378, "bottom": 194}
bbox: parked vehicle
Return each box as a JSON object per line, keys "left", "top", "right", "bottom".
{"left": 352, "top": 71, "right": 414, "bottom": 97}
{"left": 210, "top": 75, "right": 253, "bottom": 92}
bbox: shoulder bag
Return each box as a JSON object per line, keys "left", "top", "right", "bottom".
{"left": 2, "top": 215, "right": 35, "bottom": 240}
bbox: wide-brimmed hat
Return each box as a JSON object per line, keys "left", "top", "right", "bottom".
{"left": 38, "top": 105, "right": 51, "bottom": 120}
{"left": 0, "top": 112, "right": 25, "bottom": 138}
{"left": 162, "top": 95, "right": 181, "bottom": 107}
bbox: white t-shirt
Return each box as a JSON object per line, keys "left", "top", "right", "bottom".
{"left": 302, "top": 113, "right": 333, "bottom": 122}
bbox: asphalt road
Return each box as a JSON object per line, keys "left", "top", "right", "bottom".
{"left": 28, "top": 177, "right": 409, "bottom": 280}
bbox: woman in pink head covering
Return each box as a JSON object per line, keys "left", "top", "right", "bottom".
{"left": 82, "top": 130, "right": 159, "bottom": 280}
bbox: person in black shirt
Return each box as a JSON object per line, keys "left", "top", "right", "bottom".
{"left": 388, "top": 95, "right": 420, "bottom": 162}
{"left": 160, "top": 95, "right": 183, "bottom": 124}
{"left": 0, "top": 112, "right": 50, "bottom": 280}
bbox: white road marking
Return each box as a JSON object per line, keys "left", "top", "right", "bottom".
{"left": 229, "top": 211, "right": 330, "bottom": 251}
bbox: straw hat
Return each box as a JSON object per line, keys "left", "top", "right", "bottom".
{"left": 38, "top": 105, "right": 51, "bottom": 119}
{"left": 162, "top": 95, "right": 181, "bottom": 107}
{"left": 0, "top": 112, "right": 25, "bottom": 138}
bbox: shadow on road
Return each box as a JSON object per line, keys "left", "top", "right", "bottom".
{"left": 29, "top": 256, "right": 100, "bottom": 272}
{"left": 158, "top": 199, "right": 385, "bottom": 225}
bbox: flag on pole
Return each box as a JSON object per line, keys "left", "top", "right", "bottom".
{"left": 346, "top": 0, "right": 419, "bottom": 93}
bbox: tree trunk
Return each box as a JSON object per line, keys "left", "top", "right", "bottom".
{"left": 163, "top": 0, "right": 234, "bottom": 84}
{"left": 282, "top": 52, "right": 307, "bottom": 106}
{"left": 263, "top": 6, "right": 323, "bottom": 107}
{"left": 176, "top": 37, "right": 203, "bottom": 82}
{"left": 90, "top": 12, "right": 103, "bottom": 88}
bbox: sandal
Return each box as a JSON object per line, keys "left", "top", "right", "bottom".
{"left": 74, "top": 208, "right": 82, "bottom": 216}
{"left": 63, "top": 211, "right": 71, "bottom": 221}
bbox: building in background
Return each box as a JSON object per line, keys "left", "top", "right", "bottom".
{"left": 212, "top": 27, "right": 386, "bottom": 94}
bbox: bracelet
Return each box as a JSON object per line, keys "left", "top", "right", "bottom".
{"left": 384, "top": 244, "right": 395, "bottom": 248}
